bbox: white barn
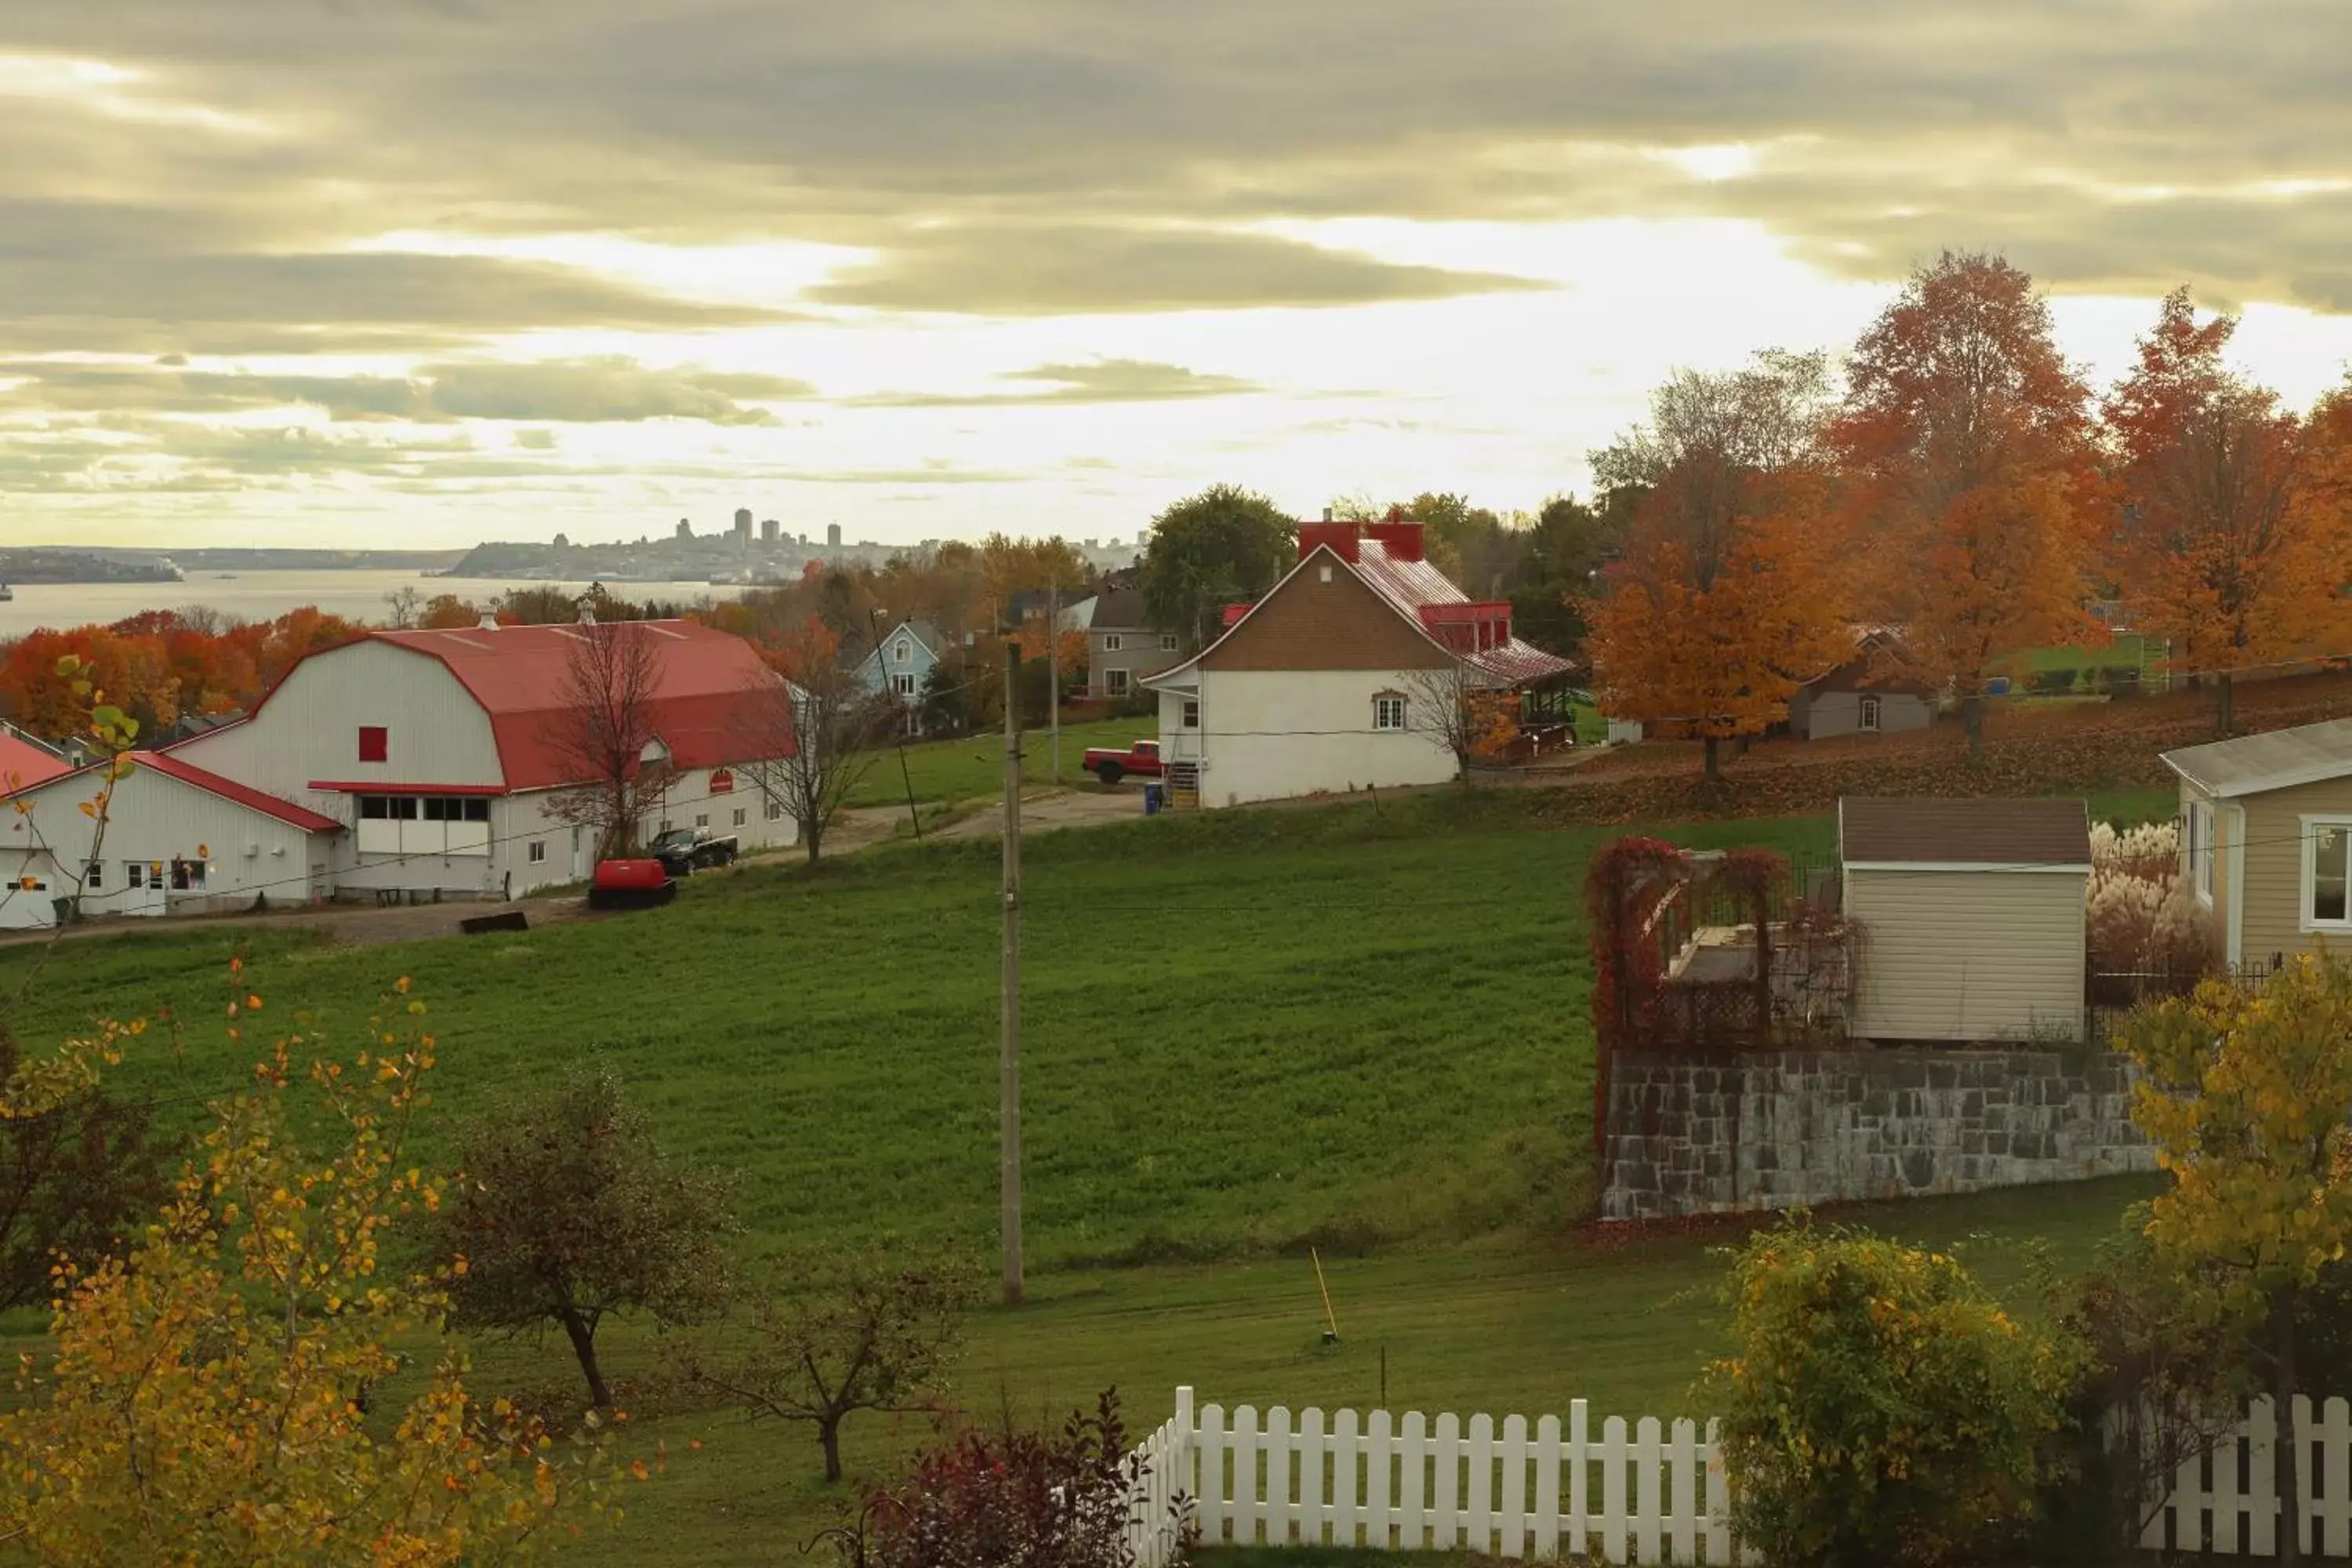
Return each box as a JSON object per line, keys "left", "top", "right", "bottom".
{"left": 164, "top": 619, "right": 800, "bottom": 902}
{"left": 1, "top": 750, "right": 343, "bottom": 931}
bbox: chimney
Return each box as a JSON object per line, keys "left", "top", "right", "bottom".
{"left": 1322, "top": 506, "right": 1334, "bottom": 522}
{"left": 476, "top": 614, "right": 499, "bottom": 631}
{"left": 1298, "top": 519, "right": 1362, "bottom": 564}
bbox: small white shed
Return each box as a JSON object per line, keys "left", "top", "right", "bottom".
{"left": 1838, "top": 797, "right": 2091, "bottom": 1043}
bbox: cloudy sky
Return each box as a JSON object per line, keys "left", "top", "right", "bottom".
{"left": 7, "top": 2, "right": 2352, "bottom": 550}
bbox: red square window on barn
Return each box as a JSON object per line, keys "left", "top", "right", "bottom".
{"left": 358, "top": 725, "right": 388, "bottom": 762}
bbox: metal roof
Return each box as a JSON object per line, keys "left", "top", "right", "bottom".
{"left": 2161, "top": 717, "right": 2352, "bottom": 798}
{"left": 0, "top": 728, "right": 72, "bottom": 792}
{"left": 1838, "top": 796, "right": 2091, "bottom": 869}
{"left": 1352, "top": 539, "right": 1577, "bottom": 687}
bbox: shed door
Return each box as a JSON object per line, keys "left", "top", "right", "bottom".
{"left": 1845, "top": 869, "right": 2087, "bottom": 1042}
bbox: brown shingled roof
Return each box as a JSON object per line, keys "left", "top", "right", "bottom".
{"left": 1838, "top": 796, "right": 2091, "bottom": 868}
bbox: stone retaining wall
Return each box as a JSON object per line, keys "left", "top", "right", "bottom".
{"left": 1601, "top": 1049, "right": 2154, "bottom": 1221}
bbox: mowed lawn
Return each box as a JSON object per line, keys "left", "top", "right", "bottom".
{"left": 0, "top": 786, "right": 2174, "bottom": 1563}
{"left": 840, "top": 713, "right": 1155, "bottom": 807}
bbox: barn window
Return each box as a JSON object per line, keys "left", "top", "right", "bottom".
{"left": 733, "top": 808, "right": 746, "bottom": 827}
{"left": 463, "top": 797, "right": 489, "bottom": 822}
{"left": 126, "top": 862, "right": 144, "bottom": 889}
{"left": 2304, "top": 817, "right": 2352, "bottom": 928}
{"left": 528, "top": 840, "right": 546, "bottom": 863}
{"left": 358, "top": 726, "right": 388, "bottom": 762}
{"left": 1373, "top": 695, "right": 1407, "bottom": 732}
{"left": 766, "top": 799, "right": 786, "bottom": 821}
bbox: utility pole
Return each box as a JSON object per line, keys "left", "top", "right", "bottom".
{"left": 999, "top": 641, "right": 1024, "bottom": 1306}
{"left": 1047, "top": 579, "right": 1061, "bottom": 785}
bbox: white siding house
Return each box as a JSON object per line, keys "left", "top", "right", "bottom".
{"left": 1145, "top": 518, "right": 1574, "bottom": 809}
{"left": 1839, "top": 797, "right": 2091, "bottom": 1042}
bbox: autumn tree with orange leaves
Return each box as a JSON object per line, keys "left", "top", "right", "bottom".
{"left": 2106, "top": 287, "right": 2352, "bottom": 735}
{"left": 1585, "top": 350, "right": 1853, "bottom": 779}
{"left": 1834, "top": 251, "right": 2105, "bottom": 753}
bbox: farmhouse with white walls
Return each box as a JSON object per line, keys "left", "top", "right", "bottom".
{"left": 1142, "top": 517, "right": 1574, "bottom": 808}
{"left": 3, "top": 616, "right": 800, "bottom": 927}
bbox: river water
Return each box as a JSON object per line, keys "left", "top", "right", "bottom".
{"left": 0, "top": 571, "right": 744, "bottom": 639}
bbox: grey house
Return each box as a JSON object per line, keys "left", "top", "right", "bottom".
{"left": 1087, "top": 589, "right": 1183, "bottom": 699}
{"left": 1788, "top": 632, "right": 1939, "bottom": 740}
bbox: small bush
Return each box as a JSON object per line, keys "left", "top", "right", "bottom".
{"left": 840, "top": 1389, "right": 1189, "bottom": 1568}
{"left": 2033, "top": 668, "right": 2078, "bottom": 695}
{"left": 1708, "top": 1221, "right": 2082, "bottom": 1568}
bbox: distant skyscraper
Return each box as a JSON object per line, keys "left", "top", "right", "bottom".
{"left": 760, "top": 517, "right": 779, "bottom": 544}
{"left": 826, "top": 522, "right": 843, "bottom": 549}
{"left": 733, "top": 506, "right": 753, "bottom": 540}
{"left": 553, "top": 532, "right": 569, "bottom": 549}
{"left": 675, "top": 517, "right": 692, "bottom": 541}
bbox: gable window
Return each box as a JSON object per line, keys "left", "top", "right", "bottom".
{"left": 1160, "top": 633, "right": 1179, "bottom": 652}
{"left": 1106, "top": 669, "right": 1130, "bottom": 696}
{"left": 1859, "top": 695, "right": 1882, "bottom": 733}
{"left": 1102, "top": 633, "right": 1124, "bottom": 652}
{"left": 2188, "top": 799, "right": 2216, "bottom": 904}
{"left": 358, "top": 725, "right": 388, "bottom": 763}
{"left": 1374, "top": 695, "right": 1407, "bottom": 732}
{"left": 895, "top": 640, "right": 911, "bottom": 663}
{"left": 2306, "top": 817, "right": 2352, "bottom": 929}
{"left": 528, "top": 840, "right": 546, "bottom": 863}
{"left": 1181, "top": 699, "right": 1200, "bottom": 729}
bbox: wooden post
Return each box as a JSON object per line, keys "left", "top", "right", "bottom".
{"left": 1000, "top": 642, "right": 1024, "bottom": 1306}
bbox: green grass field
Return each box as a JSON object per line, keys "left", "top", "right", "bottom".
{"left": 0, "top": 786, "right": 2174, "bottom": 1563}
{"left": 842, "top": 714, "right": 1154, "bottom": 807}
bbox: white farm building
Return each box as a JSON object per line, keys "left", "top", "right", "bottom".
{"left": 2, "top": 619, "right": 800, "bottom": 930}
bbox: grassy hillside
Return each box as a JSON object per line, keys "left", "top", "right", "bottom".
{"left": 841, "top": 714, "right": 1151, "bottom": 807}
{"left": 2, "top": 791, "right": 1831, "bottom": 1267}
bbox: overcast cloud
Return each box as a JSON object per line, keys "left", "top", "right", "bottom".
{"left": 3, "top": 2, "right": 2350, "bottom": 543}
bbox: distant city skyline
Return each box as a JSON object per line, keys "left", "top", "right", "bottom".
{"left": 5, "top": 5, "right": 2352, "bottom": 550}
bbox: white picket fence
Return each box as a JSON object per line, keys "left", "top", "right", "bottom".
{"left": 2138, "top": 1396, "right": 2352, "bottom": 1559}
{"left": 1124, "top": 1388, "right": 1733, "bottom": 1564}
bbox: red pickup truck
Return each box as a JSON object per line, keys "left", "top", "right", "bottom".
{"left": 1081, "top": 738, "right": 1163, "bottom": 785}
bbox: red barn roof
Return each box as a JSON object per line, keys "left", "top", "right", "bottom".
{"left": 126, "top": 750, "right": 346, "bottom": 833}
{"left": 370, "top": 620, "right": 796, "bottom": 790}
{"left": 0, "top": 728, "right": 71, "bottom": 792}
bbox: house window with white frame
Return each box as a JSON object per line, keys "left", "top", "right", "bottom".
{"left": 765, "top": 798, "right": 786, "bottom": 822}
{"left": 1181, "top": 699, "right": 1200, "bottom": 729}
{"left": 1859, "top": 695, "right": 1882, "bottom": 733}
{"left": 1160, "top": 633, "right": 1179, "bottom": 652}
{"left": 892, "top": 673, "right": 916, "bottom": 696}
{"left": 1106, "top": 668, "right": 1130, "bottom": 695}
{"left": 2307, "top": 817, "right": 2352, "bottom": 927}
{"left": 1374, "top": 694, "right": 1407, "bottom": 732}
{"left": 1102, "top": 633, "right": 1124, "bottom": 652}
{"left": 2188, "top": 799, "right": 2216, "bottom": 904}
{"left": 528, "top": 840, "right": 546, "bottom": 863}
{"left": 895, "top": 640, "right": 911, "bottom": 663}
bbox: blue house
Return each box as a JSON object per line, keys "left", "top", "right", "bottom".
{"left": 848, "top": 619, "right": 946, "bottom": 732}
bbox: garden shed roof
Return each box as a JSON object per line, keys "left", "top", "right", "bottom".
{"left": 1838, "top": 796, "right": 2091, "bottom": 872}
